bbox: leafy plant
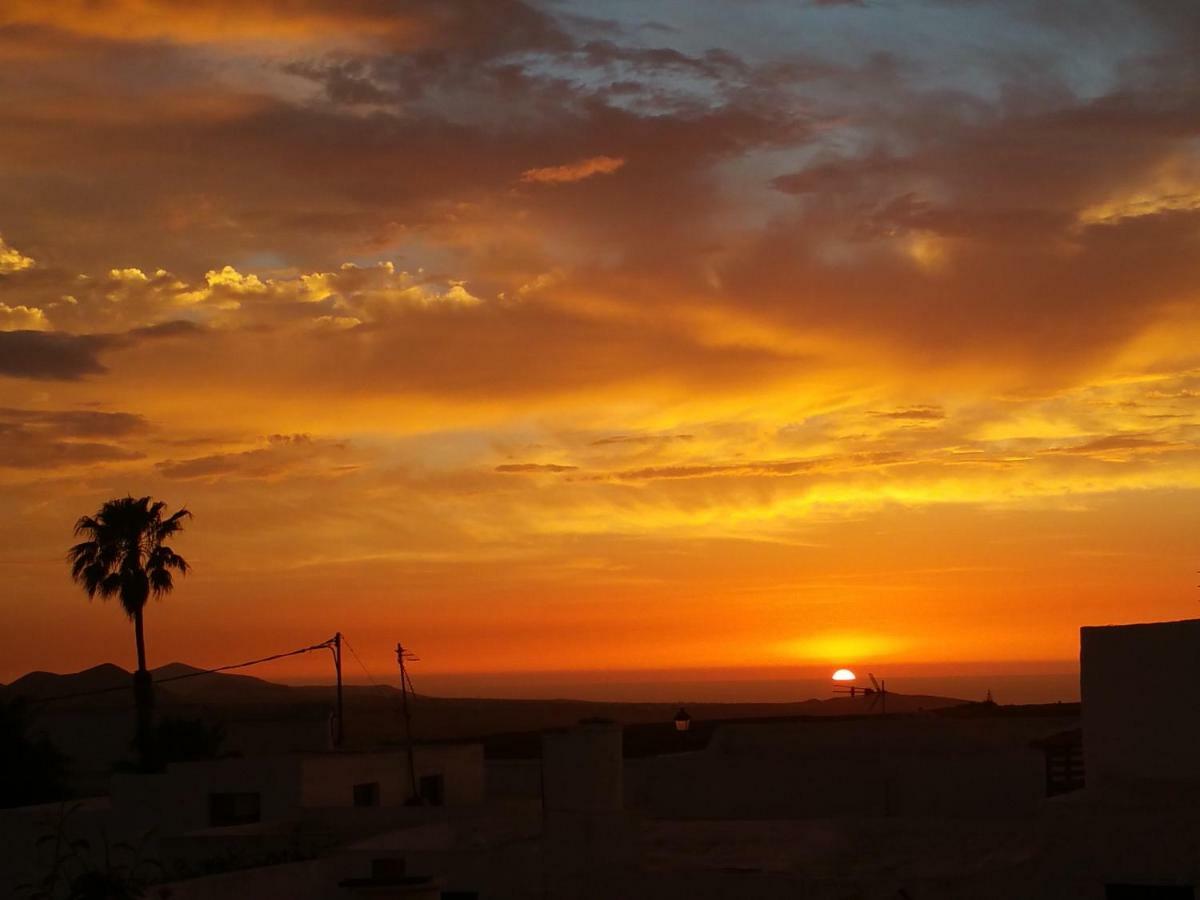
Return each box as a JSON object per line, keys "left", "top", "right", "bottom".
{"left": 18, "top": 804, "right": 162, "bottom": 900}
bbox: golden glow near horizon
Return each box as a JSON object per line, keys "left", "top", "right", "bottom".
{"left": 832, "top": 669, "right": 857, "bottom": 683}
{"left": 1, "top": 1, "right": 1199, "bottom": 687}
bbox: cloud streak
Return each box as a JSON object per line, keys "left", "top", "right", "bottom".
{"left": 520, "top": 155, "right": 626, "bottom": 185}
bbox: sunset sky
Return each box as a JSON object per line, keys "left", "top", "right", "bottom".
{"left": 2, "top": 0, "right": 1199, "bottom": 693}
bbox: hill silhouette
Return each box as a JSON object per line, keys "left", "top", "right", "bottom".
{"left": 2, "top": 661, "right": 968, "bottom": 726}
{"left": 5, "top": 663, "right": 133, "bottom": 706}
{"left": 149, "top": 662, "right": 298, "bottom": 703}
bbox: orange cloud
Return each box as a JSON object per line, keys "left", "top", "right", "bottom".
{"left": 0, "top": 236, "right": 34, "bottom": 274}
{"left": 0, "top": 0, "right": 428, "bottom": 45}
{"left": 3, "top": 0, "right": 1200, "bottom": 687}
{"left": 520, "top": 155, "right": 627, "bottom": 185}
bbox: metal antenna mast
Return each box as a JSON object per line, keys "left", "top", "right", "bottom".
{"left": 397, "top": 642, "right": 420, "bottom": 802}
{"left": 330, "top": 632, "right": 344, "bottom": 748}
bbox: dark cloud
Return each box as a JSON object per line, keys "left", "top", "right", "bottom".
{"left": 130, "top": 320, "right": 205, "bottom": 340}
{"left": 156, "top": 433, "right": 346, "bottom": 480}
{"left": 1047, "top": 433, "right": 1177, "bottom": 455}
{"left": 0, "top": 407, "right": 145, "bottom": 437}
{"left": 591, "top": 433, "right": 695, "bottom": 446}
{"left": 0, "top": 321, "right": 202, "bottom": 382}
{"left": 0, "top": 433, "right": 140, "bottom": 468}
{"left": 721, "top": 77, "right": 1200, "bottom": 374}
{"left": 871, "top": 406, "right": 946, "bottom": 421}
{"left": 0, "top": 406, "right": 146, "bottom": 468}
{"left": 0, "top": 0, "right": 816, "bottom": 276}
{"left": 608, "top": 450, "right": 910, "bottom": 481}
{"left": 0, "top": 0, "right": 1198, "bottom": 401}
{"left": 611, "top": 460, "right": 818, "bottom": 481}
{"left": 495, "top": 463, "right": 578, "bottom": 473}
{"left": 0, "top": 331, "right": 111, "bottom": 380}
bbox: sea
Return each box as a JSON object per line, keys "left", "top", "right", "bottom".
{"left": 413, "top": 664, "right": 1081, "bottom": 706}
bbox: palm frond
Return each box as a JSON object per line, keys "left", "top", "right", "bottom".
{"left": 148, "top": 567, "right": 173, "bottom": 596}
{"left": 67, "top": 540, "right": 98, "bottom": 573}
{"left": 67, "top": 496, "right": 191, "bottom": 610}
{"left": 147, "top": 545, "right": 188, "bottom": 572}
{"left": 99, "top": 571, "right": 123, "bottom": 601}
{"left": 154, "top": 508, "right": 192, "bottom": 541}
{"left": 73, "top": 515, "right": 101, "bottom": 538}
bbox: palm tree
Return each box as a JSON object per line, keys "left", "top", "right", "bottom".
{"left": 67, "top": 496, "right": 191, "bottom": 769}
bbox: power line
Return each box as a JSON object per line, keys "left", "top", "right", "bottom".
{"left": 24, "top": 636, "right": 339, "bottom": 705}
{"left": 340, "top": 634, "right": 380, "bottom": 687}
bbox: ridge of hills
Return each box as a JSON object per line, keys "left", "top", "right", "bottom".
{"left": 2, "top": 661, "right": 975, "bottom": 729}
{"left": 1, "top": 662, "right": 1081, "bottom": 796}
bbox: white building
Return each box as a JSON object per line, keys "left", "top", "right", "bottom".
{"left": 109, "top": 745, "right": 484, "bottom": 837}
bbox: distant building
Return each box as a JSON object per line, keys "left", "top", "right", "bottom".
{"left": 1082, "top": 618, "right": 1200, "bottom": 792}
{"left": 109, "top": 745, "right": 484, "bottom": 837}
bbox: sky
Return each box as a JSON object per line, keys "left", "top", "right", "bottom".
{"left": 1, "top": 0, "right": 1199, "bottom": 696}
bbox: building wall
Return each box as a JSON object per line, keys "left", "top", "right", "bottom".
{"left": 1082, "top": 618, "right": 1200, "bottom": 788}
{"left": 486, "top": 759, "right": 543, "bottom": 802}
{"left": 107, "top": 743, "right": 483, "bottom": 840}
{"left": 627, "top": 717, "right": 1071, "bottom": 820}
{"left": 415, "top": 743, "right": 485, "bottom": 807}
{"left": 298, "top": 745, "right": 484, "bottom": 809}
{"left": 300, "top": 752, "right": 412, "bottom": 808}
{"left": 542, "top": 721, "right": 623, "bottom": 814}
{"left": 110, "top": 757, "right": 304, "bottom": 836}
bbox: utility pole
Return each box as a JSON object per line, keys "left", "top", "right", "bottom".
{"left": 397, "top": 642, "right": 419, "bottom": 802}
{"left": 332, "top": 632, "right": 344, "bottom": 749}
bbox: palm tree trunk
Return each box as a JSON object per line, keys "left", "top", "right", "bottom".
{"left": 134, "top": 607, "right": 148, "bottom": 672}
{"left": 132, "top": 608, "right": 155, "bottom": 770}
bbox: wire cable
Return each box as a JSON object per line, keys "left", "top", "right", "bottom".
{"left": 24, "top": 636, "right": 338, "bottom": 705}
{"left": 340, "top": 634, "right": 380, "bottom": 687}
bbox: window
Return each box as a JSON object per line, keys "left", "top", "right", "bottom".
{"left": 370, "top": 858, "right": 406, "bottom": 881}
{"left": 353, "top": 781, "right": 381, "bottom": 807}
{"left": 208, "top": 792, "right": 261, "bottom": 827}
{"left": 1033, "top": 728, "right": 1085, "bottom": 797}
{"left": 1045, "top": 742, "right": 1085, "bottom": 797}
{"left": 419, "top": 773, "right": 445, "bottom": 807}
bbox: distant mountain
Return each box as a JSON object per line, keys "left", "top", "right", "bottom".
{"left": 4, "top": 663, "right": 133, "bottom": 706}
{"left": 2, "top": 662, "right": 967, "bottom": 727}
{"left": 2, "top": 662, "right": 314, "bottom": 708}
{"left": 149, "top": 662, "right": 299, "bottom": 704}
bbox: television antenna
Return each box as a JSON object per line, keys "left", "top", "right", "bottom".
{"left": 833, "top": 671, "right": 888, "bottom": 715}
{"left": 396, "top": 643, "right": 420, "bottom": 802}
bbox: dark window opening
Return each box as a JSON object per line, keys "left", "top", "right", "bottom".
{"left": 208, "top": 791, "right": 261, "bottom": 827}
{"left": 419, "top": 773, "right": 445, "bottom": 807}
{"left": 1046, "top": 739, "right": 1084, "bottom": 796}
{"left": 371, "top": 858, "right": 406, "bottom": 880}
{"left": 353, "top": 781, "right": 381, "bottom": 807}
